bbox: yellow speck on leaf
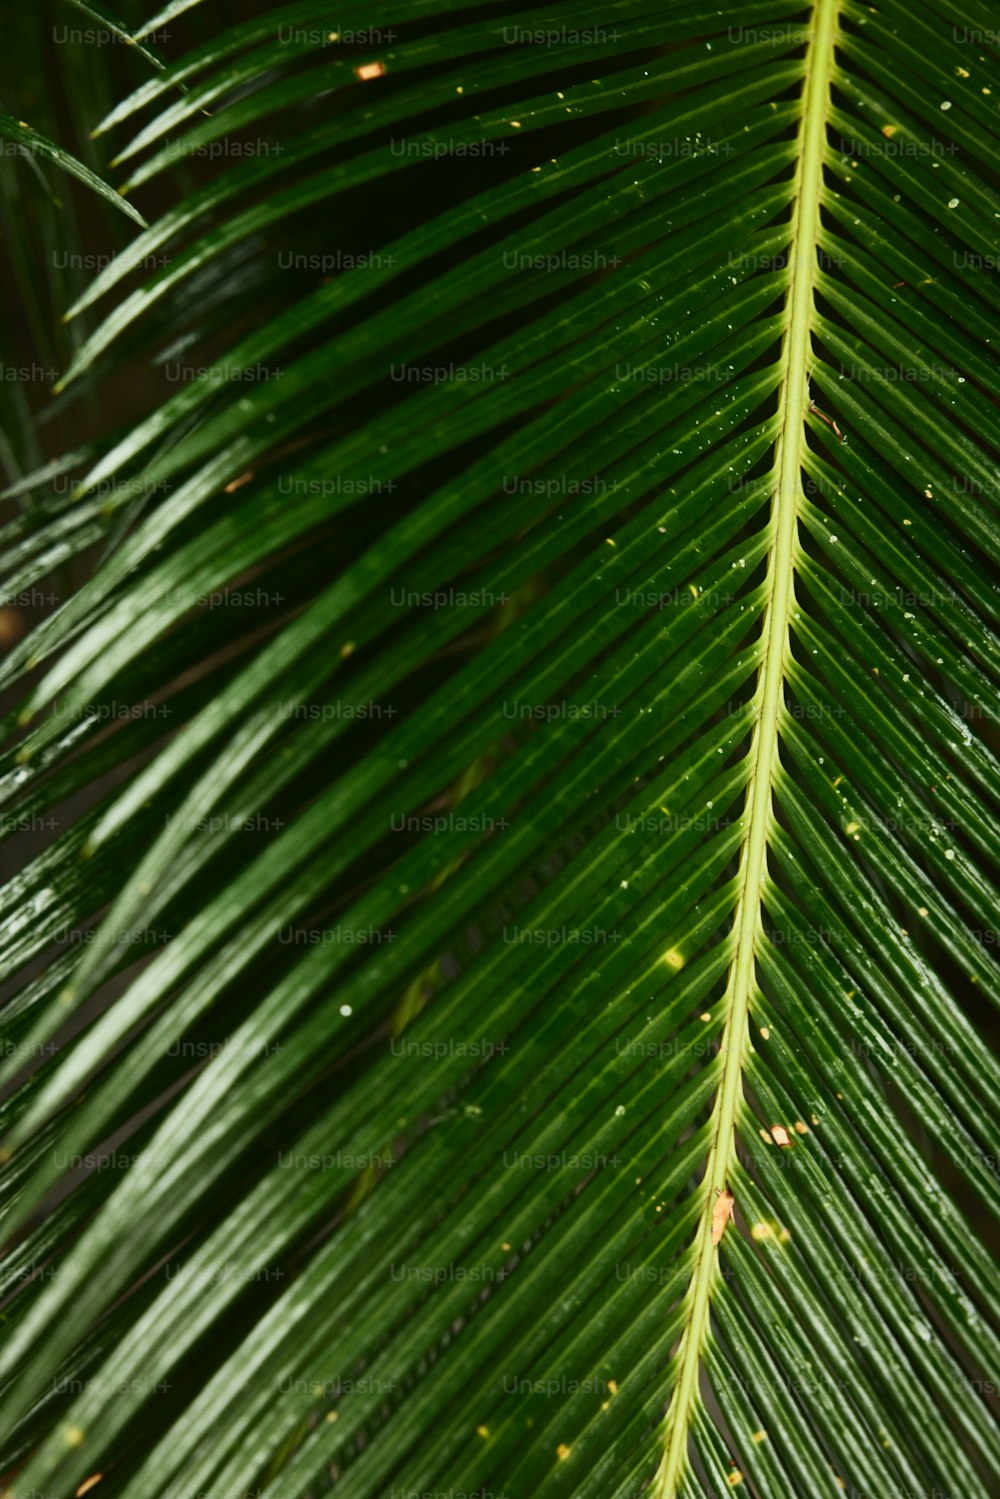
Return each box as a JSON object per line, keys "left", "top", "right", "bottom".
{"left": 354, "top": 61, "right": 386, "bottom": 80}
{"left": 556, "top": 1443, "right": 571, "bottom": 1460}
{"left": 477, "top": 1425, "right": 489, "bottom": 1438}
{"left": 728, "top": 1470, "right": 744, "bottom": 1486}
{"left": 662, "top": 948, "right": 684, "bottom": 970}
{"left": 759, "top": 1025, "right": 770, "bottom": 1040}
{"left": 770, "top": 1124, "right": 792, "bottom": 1147}
{"left": 64, "top": 1425, "right": 85, "bottom": 1447}
{"left": 753, "top": 1430, "right": 767, "bottom": 1443}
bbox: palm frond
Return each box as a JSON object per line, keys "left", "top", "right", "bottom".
{"left": 0, "top": 2, "right": 998, "bottom": 1497}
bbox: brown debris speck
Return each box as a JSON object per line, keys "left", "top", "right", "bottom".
{"left": 712, "top": 1188, "right": 735, "bottom": 1246}
{"left": 224, "top": 470, "right": 254, "bottom": 493}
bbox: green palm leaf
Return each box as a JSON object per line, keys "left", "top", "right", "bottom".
{"left": 0, "top": 2, "right": 997, "bottom": 1496}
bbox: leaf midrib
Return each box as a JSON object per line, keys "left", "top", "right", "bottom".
{"left": 653, "top": 1, "right": 839, "bottom": 1492}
